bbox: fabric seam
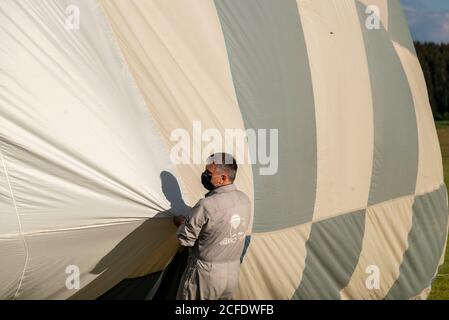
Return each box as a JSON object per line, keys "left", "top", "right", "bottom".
{"left": 0, "top": 144, "right": 29, "bottom": 300}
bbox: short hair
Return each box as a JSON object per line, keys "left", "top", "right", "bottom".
{"left": 207, "top": 153, "right": 238, "bottom": 182}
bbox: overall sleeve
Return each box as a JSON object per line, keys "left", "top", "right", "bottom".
{"left": 176, "top": 200, "right": 208, "bottom": 247}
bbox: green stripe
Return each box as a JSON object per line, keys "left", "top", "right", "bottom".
{"left": 387, "top": 0, "right": 417, "bottom": 54}
{"left": 386, "top": 184, "right": 448, "bottom": 299}
{"left": 356, "top": 1, "right": 419, "bottom": 206}
{"left": 215, "top": 0, "right": 317, "bottom": 232}
{"left": 292, "top": 210, "right": 366, "bottom": 300}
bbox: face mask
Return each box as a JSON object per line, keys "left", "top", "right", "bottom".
{"left": 201, "top": 171, "right": 216, "bottom": 191}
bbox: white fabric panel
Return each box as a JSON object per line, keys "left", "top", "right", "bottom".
{"left": 0, "top": 239, "right": 27, "bottom": 299}
{"left": 99, "top": 0, "right": 254, "bottom": 234}
{"left": 19, "top": 220, "right": 177, "bottom": 300}
{"left": 0, "top": 0, "right": 176, "bottom": 299}
{"left": 0, "top": 150, "right": 21, "bottom": 235}
{"left": 0, "top": 121, "right": 27, "bottom": 300}
{"left": 297, "top": 0, "right": 373, "bottom": 222}
{"left": 393, "top": 44, "right": 444, "bottom": 194}
{"left": 234, "top": 223, "right": 312, "bottom": 299}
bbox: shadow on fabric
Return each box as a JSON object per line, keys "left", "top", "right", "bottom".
{"left": 69, "top": 171, "right": 191, "bottom": 300}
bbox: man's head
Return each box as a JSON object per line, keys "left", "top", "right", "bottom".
{"left": 201, "top": 153, "right": 238, "bottom": 191}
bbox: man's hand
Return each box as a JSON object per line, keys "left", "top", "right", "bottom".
{"left": 173, "top": 215, "right": 186, "bottom": 228}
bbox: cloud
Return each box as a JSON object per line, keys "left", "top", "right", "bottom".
{"left": 401, "top": 0, "right": 449, "bottom": 43}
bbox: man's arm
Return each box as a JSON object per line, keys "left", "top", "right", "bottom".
{"left": 175, "top": 200, "right": 208, "bottom": 247}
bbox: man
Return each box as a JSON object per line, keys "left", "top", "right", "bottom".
{"left": 173, "top": 153, "right": 251, "bottom": 300}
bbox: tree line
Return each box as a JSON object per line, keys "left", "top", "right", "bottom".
{"left": 414, "top": 42, "right": 449, "bottom": 121}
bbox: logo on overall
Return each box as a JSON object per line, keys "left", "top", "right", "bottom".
{"left": 230, "top": 214, "right": 241, "bottom": 230}
{"left": 220, "top": 214, "right": 245, "bottom": 246}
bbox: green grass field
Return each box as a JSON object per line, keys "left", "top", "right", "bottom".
{"left": 428, "top": 122, "right": 449, "bottom": 299}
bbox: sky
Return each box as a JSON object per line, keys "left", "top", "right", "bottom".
{"left": 400, "top": 0, "right": 449, "bottom": 43}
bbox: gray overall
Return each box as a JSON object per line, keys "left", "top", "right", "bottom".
{"left": 176, "top": 184, "right": 251, "bottom": 300}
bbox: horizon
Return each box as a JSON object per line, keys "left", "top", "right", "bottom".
{"left": 401, "top": 0, "right": 449, "bottom": 44}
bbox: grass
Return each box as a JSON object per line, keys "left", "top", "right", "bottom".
{"left": 434, "top": 121, "right": 449, "bottom": 129}
{"left": 428, "top": 121, "right": 449, "bottom": 299}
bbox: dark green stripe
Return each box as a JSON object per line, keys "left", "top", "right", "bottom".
{"left": 356, "top": 1, "right": 419, "bottom": 206}
{"left": 292, "top": 210, "right": 366, "bottom": 300}
{"left": 387, "top": 0, "right": 417, "bottom": 54}
{"left": 215, "top": 0, "right": 317, "bottom": 232}
{"left": 386, "top": 184, "right": 448, "bottom": 299}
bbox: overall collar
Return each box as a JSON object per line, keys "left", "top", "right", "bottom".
{"left": 205, "top": 183, "right": 237, "bottom": 197}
